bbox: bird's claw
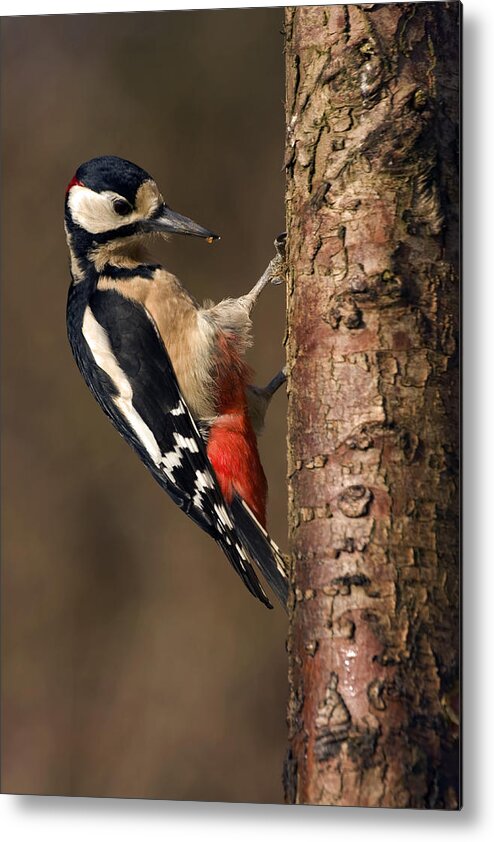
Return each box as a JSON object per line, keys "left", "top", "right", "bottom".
{"left": 274, "top": 232, "right": 287, "bottom": 259}
{"left": 268, "top": 232, "right": 287, "bottom": 285}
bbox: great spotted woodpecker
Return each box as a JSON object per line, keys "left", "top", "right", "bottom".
{"left": 65, "top": 155, "right": 288, "bottom": 609}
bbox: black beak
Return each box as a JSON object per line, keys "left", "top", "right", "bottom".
{"left": 143, "top": 204, "right": 220, "bottom": 242}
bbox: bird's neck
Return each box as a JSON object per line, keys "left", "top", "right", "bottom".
{"left": 66, "top": 223, "right": 154, "bottom": 286}
{"left": 90, "top": 236, "right": 151, "bottom": 273}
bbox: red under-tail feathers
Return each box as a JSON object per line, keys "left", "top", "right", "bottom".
{"left": 207, "top": 332, "right": 268, "bottom": 526}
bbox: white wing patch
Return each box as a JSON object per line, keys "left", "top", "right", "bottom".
{"left": 82, "top": 305, "right": 163, "bottom": 464}
{"left": 83, "top": 305, "right": 223, "bottom": 512}
{"left": 214, "top": 502, "right": 234, "bottom": 533}
{"left": 174, "top": 434, "right": 198, "bottom": 453}
{"left": 170, "top": 400, "right": 186, "bottom": 416}
{"left": 192, "top": 469, "right": 215, "bottom": 508}
{"left": 160, "top": 433, "right": 199, "bottom": 481}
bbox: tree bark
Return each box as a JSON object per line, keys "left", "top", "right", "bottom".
{"left": 284, "top": 2, "right": 460, "bottom": 808}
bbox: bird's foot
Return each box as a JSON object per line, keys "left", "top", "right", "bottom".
{"left": 241, "top": 234, "right": 287, "bottom": 311}
{"left": 267, "top": 232, "right": 287, "bottom": 286}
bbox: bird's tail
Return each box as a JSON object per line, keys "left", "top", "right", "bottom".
{"left": 229, "top": 494, "right": 289, "bottom": 610}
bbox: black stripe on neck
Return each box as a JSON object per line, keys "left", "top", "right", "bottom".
{"left": 100, "top": 264, "right": 160, "bottom": 280}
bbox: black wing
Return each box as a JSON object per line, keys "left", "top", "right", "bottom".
{"left": 76, "top": 287, "right": 275, "bottom": 608}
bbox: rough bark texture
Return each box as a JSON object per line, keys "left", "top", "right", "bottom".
{"left": 284, "top": 2, "right": 460, "bottom": 808}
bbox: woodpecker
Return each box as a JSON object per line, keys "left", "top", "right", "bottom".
{"left": 65, "top": 155, "right": 288, "bottom": 609}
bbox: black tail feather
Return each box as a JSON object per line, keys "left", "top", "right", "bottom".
{"left": 230, "top": 494, "right": 289, "bottom": 610}
{"left": 218, "top": 537, "right": 274, "bottom": 609}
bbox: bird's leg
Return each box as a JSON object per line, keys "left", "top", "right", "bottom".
{"left": 262, "top": 367, "right": 287, "bottom": 399}
{"left": 240, "top": 233, "right": 287, "bottom": 314}
{"left": 246, "top": 367, "right": 287, "bottom": 435}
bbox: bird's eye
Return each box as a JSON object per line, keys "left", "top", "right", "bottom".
{"left": 113, "top": 198, "right": 132, "bottom": 216}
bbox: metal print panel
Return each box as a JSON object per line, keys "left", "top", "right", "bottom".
{"left": 1, "top": 2, "right": 460, "bottom": 808}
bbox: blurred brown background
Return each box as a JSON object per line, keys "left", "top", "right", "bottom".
{"left": 1, "top": 8, "right": 288, "bottom": 802}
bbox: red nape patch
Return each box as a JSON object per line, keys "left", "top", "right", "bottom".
{"left": 65, "top": 175, "right": 83, "bottom": 195}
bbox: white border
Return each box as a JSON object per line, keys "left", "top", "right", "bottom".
{"left": 6, "top": 0, "right": 284, "bottom": 13}
{"left": 2, "top": 0, "right": 494, "bottom": 838}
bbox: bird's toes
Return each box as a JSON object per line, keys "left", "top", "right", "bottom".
{"left": 268, "top": 233, "right": 287, "bottom": 285}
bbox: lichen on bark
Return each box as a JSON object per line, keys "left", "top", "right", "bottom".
{"left": 284, "top": 2, "right": 460, "bottom": 808}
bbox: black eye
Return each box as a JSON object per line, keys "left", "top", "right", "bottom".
{"left": 113, "top": 198, "right": 132, "bottom": 216}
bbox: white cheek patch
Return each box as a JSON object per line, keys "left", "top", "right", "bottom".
{"left": 82, "top": 306, "right": 162, "bottom": 464}
{"left": 68, "top": 181, "right": 162, "bottom": 234}
{"left": 68, "top": 185, "right": 139, "bottom": 234}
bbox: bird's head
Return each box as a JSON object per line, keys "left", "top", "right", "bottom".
{"left": 64, "top": 155, "right": 219, "bottom": 250}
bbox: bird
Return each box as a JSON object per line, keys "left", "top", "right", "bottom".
{"left": 64, "top": 155, "right": 289, "bottom": 609}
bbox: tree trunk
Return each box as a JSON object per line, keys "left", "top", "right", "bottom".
{"left": 284, "top": 2, "right": 460, "bottom": 809}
